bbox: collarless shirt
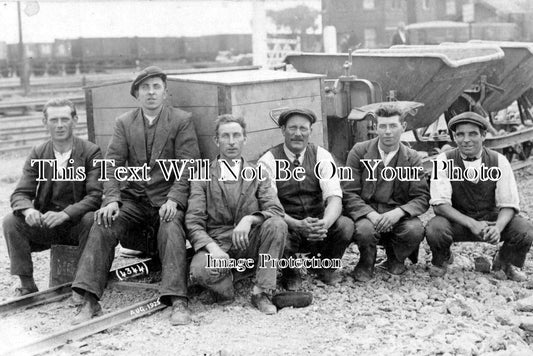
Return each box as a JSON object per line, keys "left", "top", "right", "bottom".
{"left": 378, "top": 146, "right": 400, "bottom": 166}
{"left": 53, "top": 148, "right": 72, "bottom": 179}
{"left": 258, "top": 144, "right": 342, "bottom": 200}
{"left": 430, "top": 151, "right": 520, "bottom": 211}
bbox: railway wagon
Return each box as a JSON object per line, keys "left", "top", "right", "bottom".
{"left": 7, "top": 42, "right": 53, "bottom": 77}
{"left": 136, "top": 37, "right": 187, "bottom": 61}
{"left": 5, "top": 35, "right": 253, "bottom": 77}
{"left": 283, "top": 45, "right": 532, "bottom": 163}
{"left": 71, "top": 37, "right": 138, "bottom": 73}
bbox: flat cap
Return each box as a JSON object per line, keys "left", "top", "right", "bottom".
{"left": 130, "top": 66, "right": 167, "bottom": 97}
{"left": 448, "top": 112, "right": 490, "bottom": 132}
{"left": 278, "top": 108, "right": 317, "bottom": 127}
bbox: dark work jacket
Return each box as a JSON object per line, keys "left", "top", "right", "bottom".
{"left": 185, "top": 158, "right": 285, "bottom": 252}
{"left": 269, "top": 143, "right": 323, "bottom": 219}
{"left": 446, "top": 147, "right": 499, "bottom": 220}
{"left": 10, "top": 136, "right": 103, "bottom": 222}
{"left": 392, "top": 31, "right": 410, "bottom": 46}
{"left": 103, "top": 105, "right": 200, "bottom": 209}
{"left": 342, "top": 137, "right": 430, "bottom": 222}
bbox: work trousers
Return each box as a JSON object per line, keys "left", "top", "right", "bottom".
{"left": 3, "top": 211, "right": 94, "bottom": 277}
{"left": 72, "top": 198, "right": 188, "bottom": 306}
{"left": 189, "top": 216, "right": 287, "bottom": 293}
{"left": 353, "top": 216, "right": 425, "bottom": 269}
{"left": 284, "top": 215, "right": 354, "bottom": 268}
{"left": 426, "top": 215, "right": 533, "bottom": 267}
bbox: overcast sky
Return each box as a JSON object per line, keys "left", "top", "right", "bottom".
{"left": 0, "top": 0, "right": 321, "bottom": 44}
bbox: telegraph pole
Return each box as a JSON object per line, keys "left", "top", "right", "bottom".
{"left": 252, "top": 0, "right": 268, "bottom": 67}
{"left": 17, "top": 1, "right": 30, "bottom": 95}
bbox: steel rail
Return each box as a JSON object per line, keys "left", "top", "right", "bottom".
{"left": 0, "top": 283, "right": 72, "bottom": 315}
{"left": 0, "top": 258, "right": 156, "bottom": 315}
{"left": 2, "top": 297, "right": 165, "bottom": 356}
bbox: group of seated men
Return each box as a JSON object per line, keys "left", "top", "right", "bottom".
{"left": 3, "top": 66, "right": 533, "bottom": 326}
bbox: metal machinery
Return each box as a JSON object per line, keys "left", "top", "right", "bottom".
{"left": 285, "top": 45, "right": 503, "bottom": 162}
{"left": 285, "top": 43, "right": 533, "bottom": 166}
{"left": 443, "top": 41, "right": 533, "bottom": 161}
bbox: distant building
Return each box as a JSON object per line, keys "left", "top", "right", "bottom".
{"left": 322, "top": 0, "right": 530, "bottom": 49}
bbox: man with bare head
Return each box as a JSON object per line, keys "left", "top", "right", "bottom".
{"left": 187, "top": 114, "right": 287, "bottom": 315}
{"left": 3, "top": 98, "right": 102, "bottom": 296}
{"left": 343, "top": 103, "right": 430, "bottom": 282}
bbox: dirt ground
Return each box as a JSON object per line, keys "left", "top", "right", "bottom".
{"left": 2, "top": 152, "right": 533, "bottom": 356}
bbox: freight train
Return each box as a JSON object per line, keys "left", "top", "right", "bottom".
{"left": 0, "top": 34, "right": 252, "bottom": 77}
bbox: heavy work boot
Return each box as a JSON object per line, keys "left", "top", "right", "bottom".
{"left": 15, "top": 275, "right": 38, "bottom": 296}
{"left": 169, "top": 297, "right": 192, "bottom": 326}
{"left": 493, "top": 251, "right": 527, "bottom": 282}
{"left": 428, "top": 251, "right": 454, "bottom": 278}
{"left": 315, "top": 269, "right": 342, "bottom": 285}
{"left": 377, "top": 243, "right": 407, "bottom": 275}
{"left": 353, "top": 244, "right": 376, "bottom": 282}
{"left": 251, "top": 292, "right": 277, "bottom": 315}
{"left": 72, "top": 292, "right": 102, "bottom": 325}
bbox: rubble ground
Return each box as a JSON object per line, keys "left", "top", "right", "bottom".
{"left": 1, "top": 154, "right": 533, "bottom": 356}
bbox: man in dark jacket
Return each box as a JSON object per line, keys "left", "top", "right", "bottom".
{"left": 343, "top": 103, "right": 430, "bottom": 282}
{"left": 391, "top": 22, "right": 410, "bottom": 46}
{"left": 3, "top": 98, "right": 102, "bottom": 296}
{"left": 72, "top": 66, "right": 200, "bottom": 325}
{"left": 187, "top": 114, "right": 287, "bottom": 315}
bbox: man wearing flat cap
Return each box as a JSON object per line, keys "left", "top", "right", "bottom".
{"left": 258, "top": 108, "right": 354, "bottom": 290}
{"left": 343, "top": 104, "right": 430, "bottom": 282}
{"left": 72, "top": 66, "right": 200, "bottom": 325}
{"left": 426, "top": 112, "right": 533, "bottom": 280}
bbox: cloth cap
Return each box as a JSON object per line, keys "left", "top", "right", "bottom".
{"left": 278, "top": 108, "right": 317, "bottom": 127}
{"left": 130, "top": 66, "right": 167, "bottom": 97}
{"left": 448, "top": 112, "right": 490, "bottom": 132}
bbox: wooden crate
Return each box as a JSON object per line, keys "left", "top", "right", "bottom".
{"left": 85, "top": 68, "right": 326, "bottom": 161}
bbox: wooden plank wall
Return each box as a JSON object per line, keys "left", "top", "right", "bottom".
{"left": 88, "top": 74, "right": 324, "bottom": 162}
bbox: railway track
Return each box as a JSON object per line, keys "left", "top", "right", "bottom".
{"left": 0, "top": 111, "right": 87, "bottom": 153}
{"left": 0, "top": 258, "right": 157, "bottom": 316}
{"left": 0, "top": 258, "right": 162, "bottom": 356}
{"left": 0, "top": 248, "right": 256, "bottom": 356}
{"left": 4, "top": 297, "right": 164, "bottom": 356}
